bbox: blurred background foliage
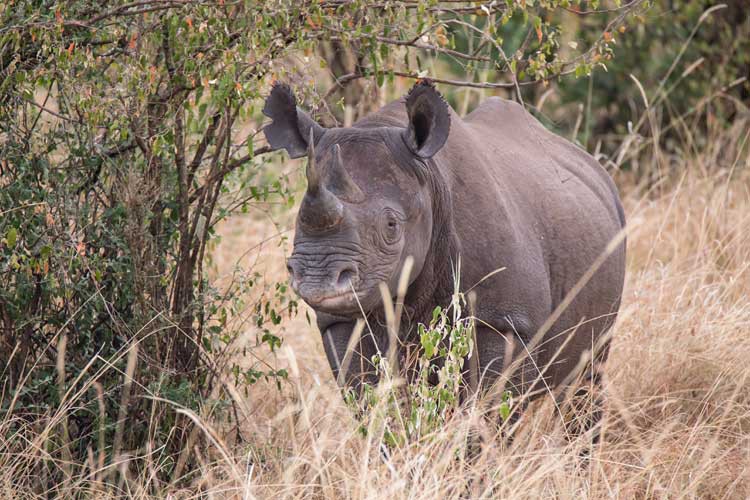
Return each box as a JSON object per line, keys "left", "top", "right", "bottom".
{"left": 0, "top": 0, "right": 746, "bottom": 492}
{"left": 553, "top": 0, "right": 748, "bottom": 168}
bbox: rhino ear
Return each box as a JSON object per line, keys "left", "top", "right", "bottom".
{"left": 263, "top": 83, "right": 325, "bottom": 159}
{"left": 403, "top": 79, "right": 450, "bottom": 159}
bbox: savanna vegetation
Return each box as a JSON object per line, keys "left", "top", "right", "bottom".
{"left": 0, "top": 0, "right": 748, "bottom": 497}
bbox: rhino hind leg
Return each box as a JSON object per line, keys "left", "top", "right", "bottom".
{"left": 559, "top": 366, "right": 607, "bottom": 453}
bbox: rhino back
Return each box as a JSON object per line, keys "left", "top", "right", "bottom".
{"left": 456, "top": 97, "right": 625, "bottom": 304}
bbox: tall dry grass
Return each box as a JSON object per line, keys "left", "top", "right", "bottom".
{"left": 2, "top": 114, "right": 748, "bottom": 499}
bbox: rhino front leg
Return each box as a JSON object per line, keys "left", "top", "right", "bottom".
{"left": 319, "top": 319, "right": 380, "bottom": 398}
{"left": 471, "top": 326, "right": 540, "bottom": 422}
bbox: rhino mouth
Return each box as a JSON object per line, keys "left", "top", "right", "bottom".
{"left": 315, "top": 291, "right": 357, "bottom": 308}
{"left": 302, "top": 285, "right": 383, "bottom": 316}
{"left": 295, "top": 286, "right": 360, "bottom": 314}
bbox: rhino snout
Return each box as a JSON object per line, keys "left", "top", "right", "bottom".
{"left": 286, "top": 259, "right": 360, "bottom": 309}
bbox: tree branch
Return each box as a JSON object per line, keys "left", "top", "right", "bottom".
{"left": 188, "top": 146, "right": 270, "bottom": 204}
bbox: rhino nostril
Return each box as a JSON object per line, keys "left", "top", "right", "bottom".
{"left": 286, "top": 262, "right": 300, "bottom": 292}
{"left": 336, "top": 267, "right": 357, "bottom": 289}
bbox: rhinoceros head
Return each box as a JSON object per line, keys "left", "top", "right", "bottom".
{"left": 262, "top": 80, "right": 450, "bottom": 316}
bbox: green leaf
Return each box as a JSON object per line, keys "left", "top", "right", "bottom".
{"left": 6, "top": 227, "right": 17, "bottom": 248}
{"left": 499, "top": 402, "right": 511, "bottom": 421}
{"left": 431, "top": 306, "right": 442, "bottom": 323}
{"left": 40, "top": 245, "right": 52, "bottom": 259}
{"left": 499, "top": 390, "right": 513, "bottom": 421}
{"left": 262, "top": 332, "right": 282, "bottom": 351}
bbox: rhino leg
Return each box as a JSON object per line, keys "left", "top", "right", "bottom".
{"left": 320, "top": 321, "right": 380, "bottom": 398}
{"left": 559, "top": 362, "right": 608, "bottom": 449}
{"left": 471, "top": 326, "right": 540, "bottom": 420}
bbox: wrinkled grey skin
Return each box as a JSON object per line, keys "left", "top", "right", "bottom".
{"left": 263, "top": 80, "right": 626, "bottom": 420}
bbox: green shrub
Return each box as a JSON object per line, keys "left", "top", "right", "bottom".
{"left": 345, "top": 272, "right": 514, "bottom": 448}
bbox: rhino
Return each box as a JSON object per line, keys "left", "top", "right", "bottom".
{"left": 263, "top": 80, "right": 626, "bottom": 428}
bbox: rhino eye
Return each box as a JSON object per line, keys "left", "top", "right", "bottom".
{"left": 381, "top": 208, "right": 404, "bottom": 245}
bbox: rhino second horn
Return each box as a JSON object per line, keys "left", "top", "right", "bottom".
{"left": 300, "top": 183, "right": 344, "bottom": 232}
{"left": 329, "top": 144, "right": 364, "bottom": 203}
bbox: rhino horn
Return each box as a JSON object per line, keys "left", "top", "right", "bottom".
{"left": 328, "top": 143, "right": 364, "bottom": 203}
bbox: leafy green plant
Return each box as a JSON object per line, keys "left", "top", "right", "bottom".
{"left": 345, "top": 269, "right": 514, "bottom": 450}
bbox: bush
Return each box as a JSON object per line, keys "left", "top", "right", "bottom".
{"left": 0, "top": 0, "right": 306, "bottom": 488}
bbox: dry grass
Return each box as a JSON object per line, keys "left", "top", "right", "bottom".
{"left": 2, "top": 122, "right": 749, "bottom": 499}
